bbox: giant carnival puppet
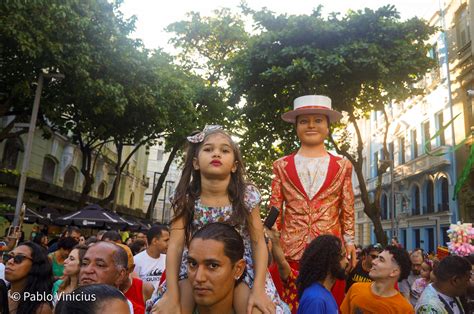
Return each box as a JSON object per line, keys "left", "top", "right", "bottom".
{"left": 269, "top": 95, "right": 356, "bottom": 306}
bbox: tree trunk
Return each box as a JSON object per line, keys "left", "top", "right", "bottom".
{"left": 99, "top": 142, "right": 123, "bottom": 208}
{"left": 365, "top": 204, "right": 388, "bottom": 246}
{"left": 146, "top": 140, "right": 182, "bottom": 220}
{"left": 329, "top": 112, "right": 390, "bottom": 246}
{"left": 78, "top": 145, "right": 94, "bottom": 208}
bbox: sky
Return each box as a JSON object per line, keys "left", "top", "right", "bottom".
{"left": 121, "top": 0, "right": 441, "bottom": 52}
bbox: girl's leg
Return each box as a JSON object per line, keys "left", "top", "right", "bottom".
{"left": 233, "top": 282, "right": 263, "bottom": 314}
{"left": 179, "top": 279, "right": 195, "bottom": 314}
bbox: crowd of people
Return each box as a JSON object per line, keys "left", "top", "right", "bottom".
{"left": 0, "top": 221, "right": 472, "bottom": 314}
{"left": 0, "top": 94, "right": 472, "bottom": 314}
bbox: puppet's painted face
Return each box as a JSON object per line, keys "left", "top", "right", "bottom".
{"left": 296, "top": 114, "right": 329, "bottom": 146}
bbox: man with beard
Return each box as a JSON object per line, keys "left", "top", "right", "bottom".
{"left": 297, "top": 235, "right": 349, "bottom": 314}
{"left": 341, "top": 245, "right": 413, "bottom": 313}
{"left": 399, "top": 248, "right": 424, "bottom": 305}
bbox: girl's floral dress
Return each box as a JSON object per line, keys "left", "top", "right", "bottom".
{"left": 411, "top": 277, "right": 429, "bottom": 302}
{"left": 147, "top": 185, "right": 288, "bottom": 313}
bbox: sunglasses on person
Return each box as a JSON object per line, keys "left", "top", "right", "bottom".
{"left": 7, "top": 253, "right": 32, "bottom": 264}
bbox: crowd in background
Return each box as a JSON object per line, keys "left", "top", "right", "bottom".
{"left": 0, "top": 222, "right": 472, "bottom": 314}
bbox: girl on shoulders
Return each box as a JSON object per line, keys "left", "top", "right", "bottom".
{"left": 152, "top": 125, "right": 282, "bottom": 314}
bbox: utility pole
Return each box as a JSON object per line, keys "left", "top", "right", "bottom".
{"left": 13, "top": 72, "right": 64, "bottom": 227}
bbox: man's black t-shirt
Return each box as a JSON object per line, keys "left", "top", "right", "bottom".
{"left": 345, "top": 261, "right": 372, "bottom": 292}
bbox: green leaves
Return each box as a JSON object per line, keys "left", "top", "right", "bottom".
{"left": 225, "top": 5, "right": 436, "bottom": 204}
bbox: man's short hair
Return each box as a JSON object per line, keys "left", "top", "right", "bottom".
{"left": 385, "top": 245, "right": 411, "bottom": 281}
{"left": 129, "top": 240, "right": 146, "bottom": 256}
{"left": 364, "top": 243, "right": 383, "bottom": 255}
{"left": 146, "top": 224, "right": 169, "bottom": 244}
{"left": 434, "top": 255, "right": 471, "bottom": 282}
{"left": 411, "top": 248, "right": 424, "bottom": 258}
{"left": 88, "top": 241, "right": 128, "bottom": 271}
{"left": 191, "top": 223, "right": 244, "bottom": 265}
{"left": 66, "top": 226, "right": 81, "bottom": 236}
{"left": 57, "top": 236, "right": 78, "bottom": 250}
{"left": 102, "top": 231, "right": 122, "bottom": 243}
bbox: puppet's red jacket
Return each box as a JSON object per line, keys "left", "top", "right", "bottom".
{"left": 269, "top": 153, "right": 355, "bottom": 261}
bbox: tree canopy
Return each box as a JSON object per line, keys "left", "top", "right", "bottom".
{"left": 0, "top": 0, "right": 226, "bottom": 209}
{"left": 228, "top": 5, "right": 436, "bottom": 243}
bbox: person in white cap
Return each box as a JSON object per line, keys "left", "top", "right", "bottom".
{"left": 269, "top": 95, "right": 356, "bottom": 308}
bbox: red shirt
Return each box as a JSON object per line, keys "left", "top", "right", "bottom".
{"left": 124, "top": 277, "right": 145, "bottom": 314}
{"left": 269, "top": 263, "right": 299, "bottom": 314}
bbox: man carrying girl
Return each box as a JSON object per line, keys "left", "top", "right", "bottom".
{"left": 152, "top": 125, "right": 285, "bottom": 313}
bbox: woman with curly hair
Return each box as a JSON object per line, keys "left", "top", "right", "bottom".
{"left": 297, "top": 234, "right": 349, "bottom": 314}
{"left": 5, "top": 241, "right": 54, "bottom": 314}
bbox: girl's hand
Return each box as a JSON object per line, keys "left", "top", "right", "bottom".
{"left": 151, "top": 293, "right": 181, "bottom": 314}
{"left": 246, "top": 289, "right": 275, "bottom": 314}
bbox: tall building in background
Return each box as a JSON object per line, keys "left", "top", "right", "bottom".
{"left": 354, "top": 0, "right": 474, "bottom": 251}
{"left": 143, "top": 143, "right": 181, "bottom": 223}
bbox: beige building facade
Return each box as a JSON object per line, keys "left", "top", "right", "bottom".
{"left": 0, "top": 116, "right": 149, "bottom": 217}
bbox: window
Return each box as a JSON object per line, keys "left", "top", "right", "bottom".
{"left": 1, "top": 138, "right": 22, "bottom": 170}
{"left": 412, "top": 186, "right": 421, "bottom": 215}
{"left": 63, "top": 167, "right": 76, "bottom": 190}
{"left": 411, "top": 129, "right": 418, "bottom": 159}
{"left": 441, "top": 226, "right": 449, "bottom": 246}
{"left": 398, "top": 137, "right": 405, "bottom": 165}
{"left": 41, "top": 157, "right": 56, "bottom": 183}
{"left": 389, "top": 142, "right": 394, "bottom": 162}
{"left": 435, "top": 111, "right": 445, "bottom": 146}
{"left": 129, "top": 192, "right": 135, "bottom": 208}
{"left": 422, "top": 121, "right": 431, "bottom": 153}
{"left": 157, "top": 149, "right": 164, "bottom": 161}
{"left": 414, "top": 229, "right": 421, "bottom": 249}
{"left": 440, "top": 177, "right": 449, "bottom": 211}
{"left": 427, "top": 228, "right": 435, "bottom": 253}
{"left": 425, "top": 180, "right": 435, "bottom": 213}
{"left": 401, "top": 229, "right": 407, "bottom": 248}
{"left": 456, "top": 7, "right": 471, "bottom": 49}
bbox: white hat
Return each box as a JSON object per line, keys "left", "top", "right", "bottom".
{"left": 281, "top": 95, "right": 343, "bottom": 123}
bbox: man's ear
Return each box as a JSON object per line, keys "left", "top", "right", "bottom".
{"left": 233, "top": 259, "right": 246, "bottom": 280}
{"left": 115, "top": 268, "right": 127, "bottom": 287}
{"left": 451, "top": 274, "right": 466, "bottom": 287}
{"left": 389, "top": 267, "right": 401, "bottom": 280}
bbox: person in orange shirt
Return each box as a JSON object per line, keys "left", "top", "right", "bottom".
{"left": 341, "top": 245, "right": 414, "bottom": 314}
